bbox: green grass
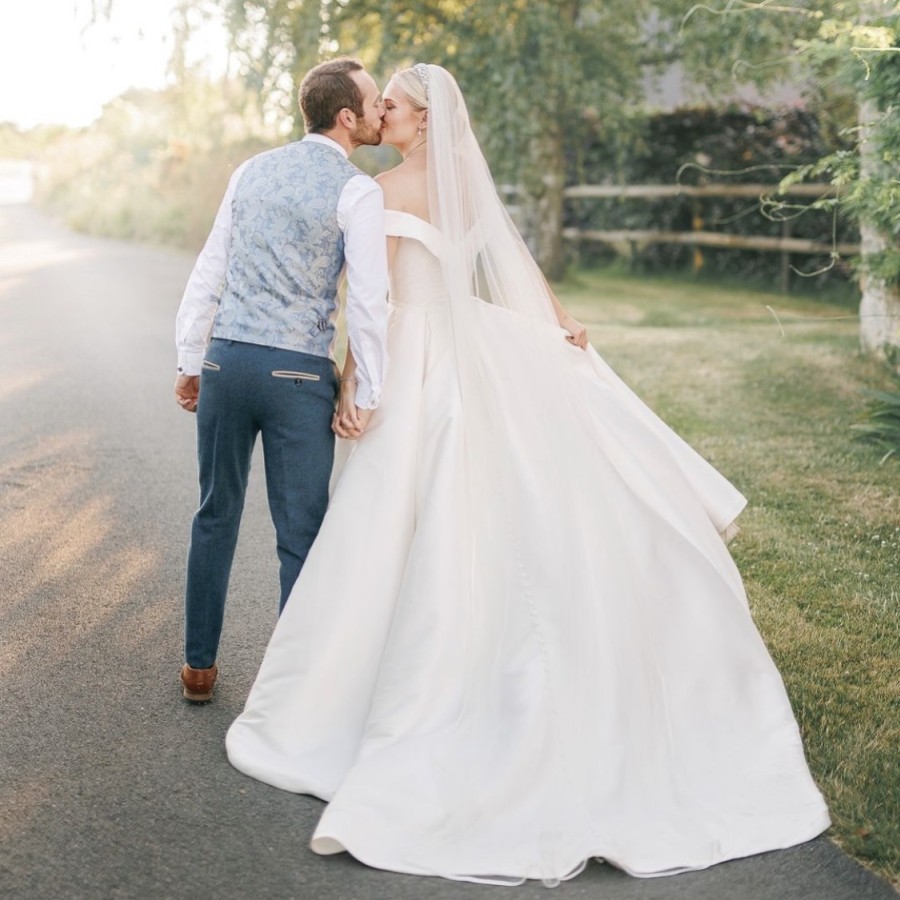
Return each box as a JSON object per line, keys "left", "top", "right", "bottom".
{"left": 555, "top": 267, "right": 900, "bottom": 887}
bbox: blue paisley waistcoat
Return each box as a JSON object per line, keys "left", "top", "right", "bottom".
{"left": 211, "top": 141, "right": 360, "bottom": 358}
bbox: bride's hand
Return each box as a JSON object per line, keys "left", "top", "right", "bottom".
{"left": 559, "top": 314, "right": 588, "bottom": 350}
{"left": 333, "top": 406, "right": 372, "bottom": 440}
{"left": 333, "top": 380, "right": 370, "bottom": 439}
{"left": 333, "top": 380, "right": 354, "bottom": 438}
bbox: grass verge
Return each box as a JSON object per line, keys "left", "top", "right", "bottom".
{"left": 555, "top": 267, "right": 899, "bottom": 887}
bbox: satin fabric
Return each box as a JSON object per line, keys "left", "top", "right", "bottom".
{"left": 225, "top": 211, "right": 830, "bottom": 885}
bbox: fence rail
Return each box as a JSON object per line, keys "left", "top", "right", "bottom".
{"left": 562, "top": 228, "right": 859, "bottom": 257}
{"left": 560, "top": 182, "right": 858, "bottom": 290}
{"left": 563, "top": 182, "right": 836, "bottom": 200}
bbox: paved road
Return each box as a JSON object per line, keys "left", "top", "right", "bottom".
{"left": 0, "top": 202, "right": 895, "bottom": 900}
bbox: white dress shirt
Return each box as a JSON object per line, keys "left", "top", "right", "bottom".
{"left": 175, "top": 133, "right": 389, "bottom": 409}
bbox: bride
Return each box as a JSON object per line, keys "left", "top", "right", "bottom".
{"left": 225, "top": 63, "right": 830, "bottom": 885}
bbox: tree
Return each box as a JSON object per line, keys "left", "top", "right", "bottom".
{"left": 846, "top": 8, "right": 899, "bottom": 364}
{"left": 215, "top": 0, "right": 656, "bottom": 277}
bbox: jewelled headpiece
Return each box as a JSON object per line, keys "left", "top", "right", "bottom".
{"left": 414, "top": 63, "right": 430, "bottom": 98}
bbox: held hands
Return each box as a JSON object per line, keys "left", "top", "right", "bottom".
{"left": 332, "top": 379, "right": 373, "bottom": 440}
{"left": 175, "top": 374, "right": 200, "bottom": 413}
{"left": 559, "top": 314, "right": 589, "bottom": 350}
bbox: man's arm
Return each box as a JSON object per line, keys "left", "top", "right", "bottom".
{"left": 340, "top": 176, "right": 389, "bottom": 414}
{"left": 173, "top": 162, "right": 247, "bottom": 413}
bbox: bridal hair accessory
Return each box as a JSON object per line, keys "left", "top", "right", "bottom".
{"left": 414, "top": 63, "right": 430, "bottom": 97}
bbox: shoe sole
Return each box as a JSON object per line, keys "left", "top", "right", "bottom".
{"left": 182, "top": 687, "right": 213, "bottom": 703}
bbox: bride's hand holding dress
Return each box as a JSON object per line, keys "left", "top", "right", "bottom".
{"left": 555, "top": 311, "right": 588, "bottom": 349}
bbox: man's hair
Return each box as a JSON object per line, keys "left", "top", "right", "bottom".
{"left": 299, "top": 58, "right": 365, "bottom": 133}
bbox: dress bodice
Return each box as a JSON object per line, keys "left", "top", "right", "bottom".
{"left": 385, "top": 210, "right": 450, "bottom": 307}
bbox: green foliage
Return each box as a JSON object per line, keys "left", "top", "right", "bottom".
{"left": 569, "top": 105, "right": 856, "bottom": 288}
{"left": 237, "top": 0, "right": 650, "bottom": 156}
{"left": 852, "top": 388, "right": 900, "bottom": 461}
{"left": 673, "top": 0, "right": 828, "bottom": 99}
{"left": 221, "top": 0, "right": 329, "bottom": 136}
{"left": 681, "top": 2, "right": 900, "bottom": 287}
{"left": 35, "top": 78, "right": 274, "bottom": 251}
{"left": 791, "top": 9, "right": 900, "bottom": 277}
{"left": 674, "top": 1, "right": 900, "bottom": 365}
{"left": 411, "top": 1, "right": 648, "bottom": 187}
{"left": 559, "top": 267, "right": 900, "bottom": 885}
{"left": 214, "top": 0, "right": 657, "bottom": 257}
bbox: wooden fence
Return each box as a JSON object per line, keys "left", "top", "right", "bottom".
{"left": 550, "top": 183, "right": 859, "bottom": 291}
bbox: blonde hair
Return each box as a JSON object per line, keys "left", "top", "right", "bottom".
{"left": 389, "top": 67, "right": 429, "bottom": 111}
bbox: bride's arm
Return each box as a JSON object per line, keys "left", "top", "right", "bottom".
{"left": 542, "top": 274, "right": 589, "bottom": 350}
{"left": 333, "top": 234, "right": 399, "bottom": 439}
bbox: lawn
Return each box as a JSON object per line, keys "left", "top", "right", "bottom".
{"left": 554, "top": 267, "right": 900, "bottom": 886}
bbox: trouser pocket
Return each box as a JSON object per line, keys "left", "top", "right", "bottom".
{"left": 271, "top": 370, "right": 321, "bottom": 382}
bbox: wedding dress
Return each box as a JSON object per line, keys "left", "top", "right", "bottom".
{"left": 225, "top": 204, "right": 830, "bottom": 884}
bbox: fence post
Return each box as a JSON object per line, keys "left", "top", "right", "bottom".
{"left": 780, "top": 218, "right": 792, "bottom": 293}
{"left": 692, "top": 198, "right": 704, "bottom": 276}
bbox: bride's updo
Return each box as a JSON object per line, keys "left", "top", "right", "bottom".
{"left": 392, "top": 64, "right": 473, "bottom": 149}
{"left": 389, "top": 67, "right": 429, "bottom": 111}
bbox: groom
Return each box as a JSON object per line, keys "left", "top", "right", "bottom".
{"left": 173, "top": 58, "right": 389, "bottom": 703}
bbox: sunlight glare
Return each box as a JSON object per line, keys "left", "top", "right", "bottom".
{"left": 0, "top": 1, "right": 228, "bottom": 129}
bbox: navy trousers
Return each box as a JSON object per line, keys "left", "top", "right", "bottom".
{"left": 184, "top": 339, "right": 338, "bottom": 669}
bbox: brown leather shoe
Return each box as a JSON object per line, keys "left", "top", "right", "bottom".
{"left": 180, "top": 664, "right": 218, "bottom": 703}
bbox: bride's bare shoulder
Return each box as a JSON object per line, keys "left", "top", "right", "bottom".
{"left": 375, "top": 165, "right": 414, "bottom": 200}
{"left": 376, "top": 166, "right": 428, "bottom": 220}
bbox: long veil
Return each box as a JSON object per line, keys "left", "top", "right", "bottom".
{"left": 424, "top": 65, "right": 559, "bottom": 324}
{"left": 420, "top": 62, "right": 744, "bottom": 535}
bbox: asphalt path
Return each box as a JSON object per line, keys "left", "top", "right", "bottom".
{"left": 0, "top": 199, "right": 895, "bottom": 900}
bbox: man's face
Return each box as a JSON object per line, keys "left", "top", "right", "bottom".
{"left": 349, "top": 70, "right": 384, "bottom": 147}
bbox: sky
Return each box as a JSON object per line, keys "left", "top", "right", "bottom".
{"left": 0, "top": 0, "right": 228, "bottom": 129}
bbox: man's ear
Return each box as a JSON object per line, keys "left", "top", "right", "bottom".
{"left": 336, "top": 107, "right": 355, "bottom": 130}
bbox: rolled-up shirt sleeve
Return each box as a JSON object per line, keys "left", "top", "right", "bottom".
{"left": 175, "top": 161, "right": 247, "bottom": 375}
{"left": 339, "top": 175, "right": 389, "bottom": 409}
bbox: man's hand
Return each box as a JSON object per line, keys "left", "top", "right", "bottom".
{"left": 175, "top": 374, "right": 200, "bottom": 413}
{"left": 333, "top": 382, "right": 374, "bottom": 439}
{"left": 333, "top": 405, "right": 374, "bottom": 440}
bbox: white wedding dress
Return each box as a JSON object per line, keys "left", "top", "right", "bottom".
{"left": 226, "top": 210, "right": 830, "bottom": 885}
